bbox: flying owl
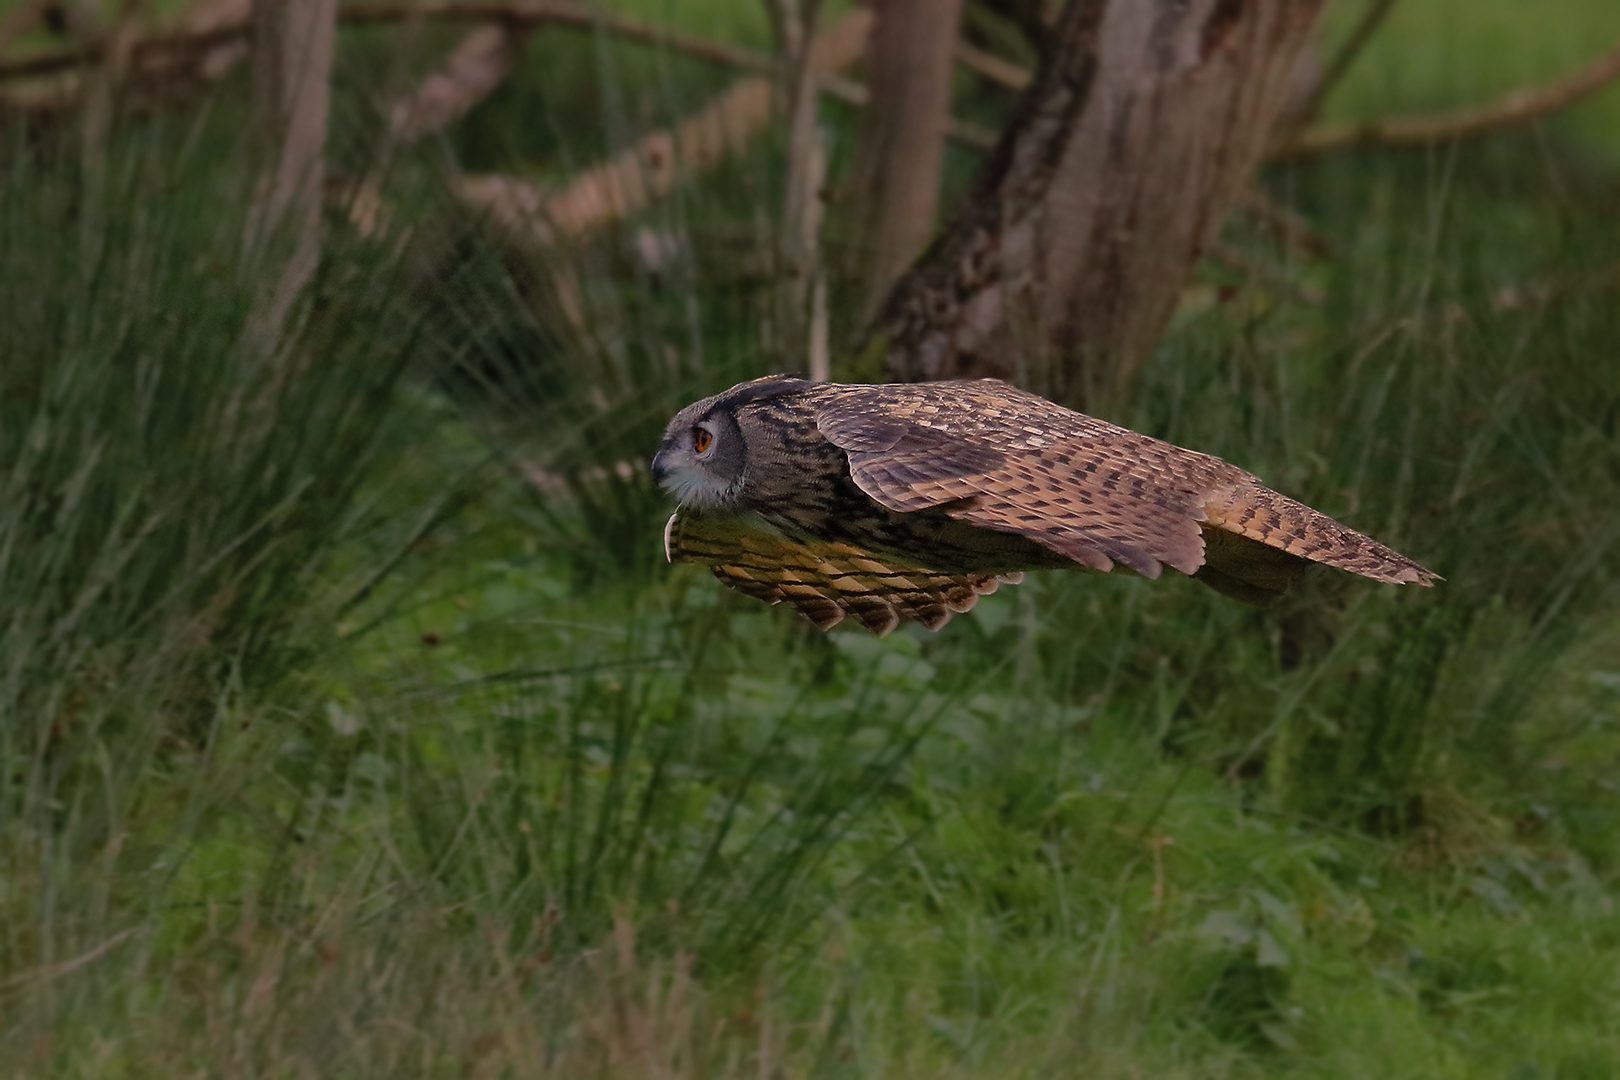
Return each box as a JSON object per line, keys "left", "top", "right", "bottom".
{"left": 650, "top": 376, "right": 1437, "bottom": 635}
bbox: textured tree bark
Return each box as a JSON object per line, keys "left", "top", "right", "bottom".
{"left": 865, "top": 0, "right": 1107, "bottom": 390}
{"left": 241, "top": 0, "right": 336, "bottom": 351}
{"left": 874, "top": 0, "right": 1325, "bottom": 410}
{"left": 845, "top": 0, "right": 966, "bottom": 313}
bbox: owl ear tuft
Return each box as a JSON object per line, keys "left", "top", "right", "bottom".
{"left": 722, "top": 375, "right": 815, "bottom": 408}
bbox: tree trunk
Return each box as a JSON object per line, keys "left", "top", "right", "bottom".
{"left": 874, "top": 0, "right": 1325, "bottom": 410}
{"left": 863, "top": 0, "right": 1107, "bottom": 389}
{"left": 845, "top": 0, "right": 966, "bottom": 312}
{"left": 241, "top": 0, "right": 336, "bottom": 351}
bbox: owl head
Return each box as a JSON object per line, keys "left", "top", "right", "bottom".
{"left": 651, "top": 375, "right": 810, "bottom": 508}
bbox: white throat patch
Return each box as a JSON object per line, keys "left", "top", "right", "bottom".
{"left": 659, "top": 460, "right": 733, "bottom": 510}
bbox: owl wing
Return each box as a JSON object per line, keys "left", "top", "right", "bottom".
{"left": 814, "top": 382, "right": 1437, "bottom": 596}
{"left": 663, "top": 510, "right": 1023, "bottom": 635}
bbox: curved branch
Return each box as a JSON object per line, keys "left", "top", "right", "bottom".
{"left": 0, "top": 26, "right": 243, "bottom": 80}
{"left": 0, "top": 0, "right": 773, "bottom": 82}
{"left": 1275, "top": 38, "right": 1620, "bottom": 159}
{"left": 453, "top": 9, "right": 871, "bottom": 247}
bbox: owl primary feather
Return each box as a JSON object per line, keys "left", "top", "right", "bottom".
{"left": 651, "top": 376, "right": 1437, "bottom": 635}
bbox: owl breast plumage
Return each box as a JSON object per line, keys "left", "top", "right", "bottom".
{"left": 650, "top": 376, "right": 1437, "bottom": 635}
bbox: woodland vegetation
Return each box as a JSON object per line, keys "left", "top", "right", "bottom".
{"left": 3, "top": 0, "right": 1620, "bottom": 1075}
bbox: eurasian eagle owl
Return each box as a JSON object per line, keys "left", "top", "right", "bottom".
{"left": 651, "top": 376, "right": 1436, "bottom": 634}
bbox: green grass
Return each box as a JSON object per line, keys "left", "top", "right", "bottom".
{"left": 4, "top": 3, "right": 1620, "bottom": 1076}
{"left": 1321, "top": 0, "right": 1620, "bottom": 162}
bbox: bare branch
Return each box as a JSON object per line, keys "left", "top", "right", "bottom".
{"left": 0, "top": 0, "right": 778, "bottom": 129}
{"left": 346, "top": 21, "right": 517, "bottom": 236}
{"left": 1276, "top": 38, "right": 1620, "bottom": 159}
{"left": 177, "top": 0, "right": 251, "bottom": 33}
{"left": 1, "top": 0, "right": 998, "bottom": 153}
{"left": 955, "top": 39, "right": 1029, "bottom": 91}
{"left": 1287, "top": 0, "right": 1397, "bottom": 126}
{"left": 0, "top": 930, "right": 137, "bottom": 995}
{"left": 454, "top": 8, "right": 871, "bottom": 248}
{"left": 1, "top": 0, "right": 247, "bottom": 114}
{"left": 0, "top": 24, "right": 242, "bottom": 79}
{"left": 388, "top": 22, "right": 514, "bottom": 141}
{"left": 0, "top": 0, "right": 772, "bottom": 81}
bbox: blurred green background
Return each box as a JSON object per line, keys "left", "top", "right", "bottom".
{"left": 2, "top": 0, "right": 1619, "bottom": 1075}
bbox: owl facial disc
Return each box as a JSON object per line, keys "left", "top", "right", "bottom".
{"left": 652, "top": 404, "right": 746, "bottom": 509}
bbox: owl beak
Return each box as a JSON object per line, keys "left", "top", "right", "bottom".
{"left": 650, "top": 446, "right": 672, "bottom": 485}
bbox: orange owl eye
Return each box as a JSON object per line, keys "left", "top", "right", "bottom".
{"left": 692, "top": 427, "right": 713, "bottom": 453}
